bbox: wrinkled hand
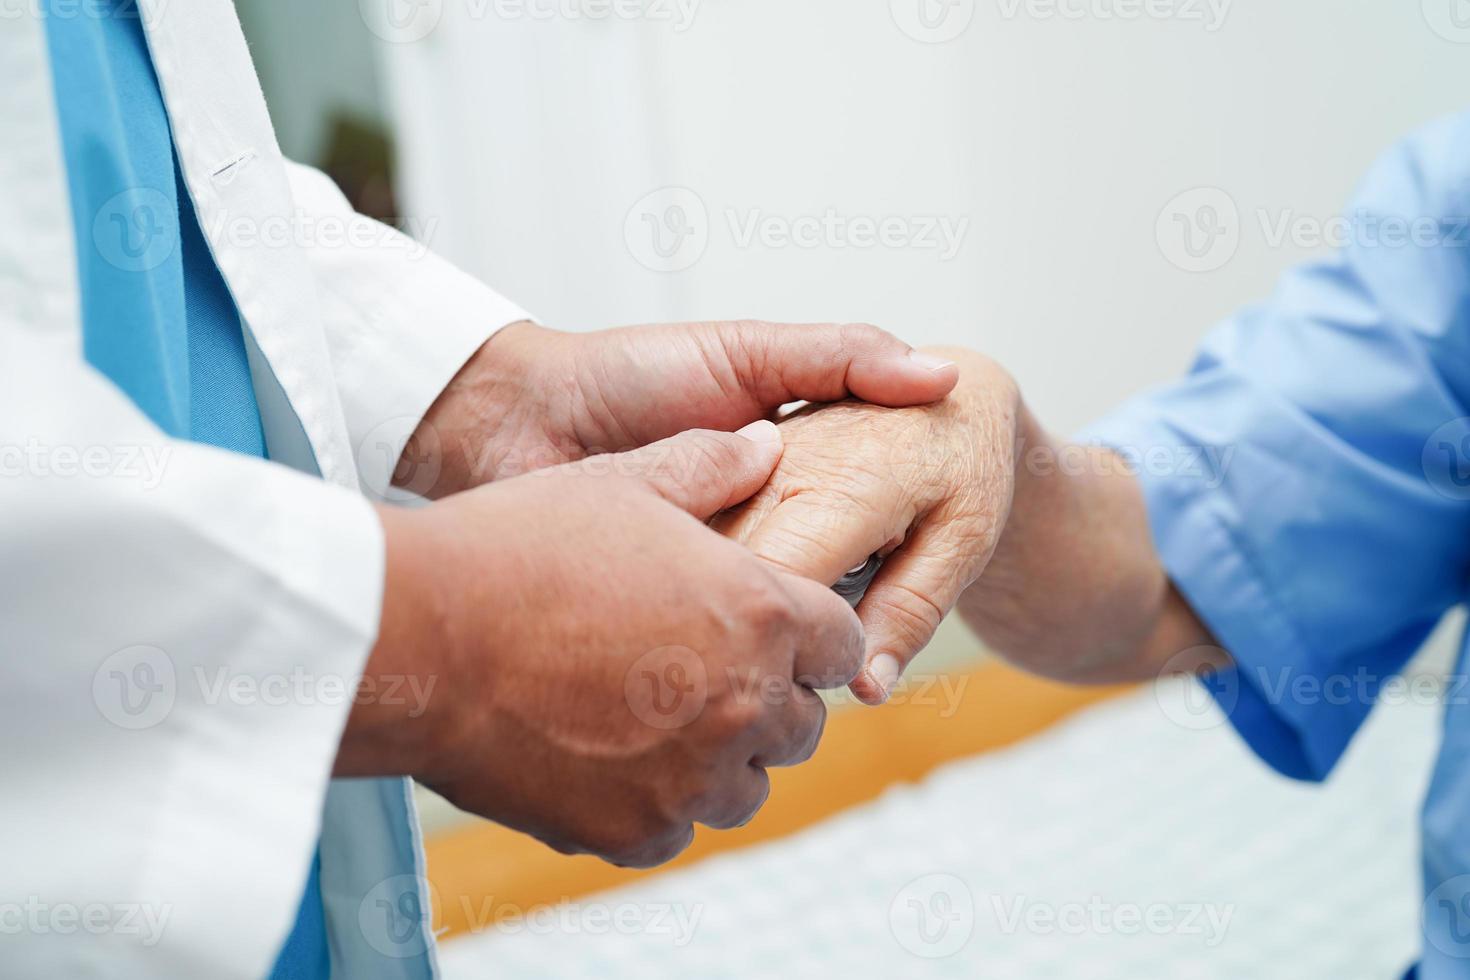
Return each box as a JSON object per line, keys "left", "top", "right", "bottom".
{"left": 714, "top": 349, "right": 1020, "bottom": 704}
{"left": 399, "top": 320, "right": 959, "bottom": 497}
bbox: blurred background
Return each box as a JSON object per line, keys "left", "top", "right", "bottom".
{"left": 236, "top": 2, "right": 1470, "bottom": 976}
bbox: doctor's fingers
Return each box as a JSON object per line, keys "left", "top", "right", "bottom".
{"left": 747, "top": 681, "right": 828, "bottom": 771}
{"left": 717, "top": 578, "right": 850, "bottom": 774}
{"left": 605, "top": 823, "right": 698, "bottom": 870}
{"left": 848, "top": 517, "right": 982, "bottom": 706}
{"left": 694, "top": 764, "right": 773, "bottom": 831}
{"left": 707, "top": 321, "right": 959, "bottom": 409}
{"left": 689, "top": 678, "right": 817, "bottom": 830}
{"left": 776, "top": 570, "right": 867, "bottom": 689}
{"left": 562, "top": 423, "right": 784, "bottom": 520}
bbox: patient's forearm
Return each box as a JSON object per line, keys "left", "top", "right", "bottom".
{"left": 957, "top": 406, "right": 1222, "bottom": 684}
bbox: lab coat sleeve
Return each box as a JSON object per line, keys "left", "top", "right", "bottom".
{"left": 1084, "top": 111, "right": 1470, "bottom": 782}
{"left": 1, "top": 325, "right": 386, "bottom": 979}
{"left": 282, "top": 161, "right": 534, "bottom": 500}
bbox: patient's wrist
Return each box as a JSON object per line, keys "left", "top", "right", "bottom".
{"left": 961, "top": 402, "right": 1175, "bottom": 683}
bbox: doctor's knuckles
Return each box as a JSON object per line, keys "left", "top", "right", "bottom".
{"left": 339, "top": 427, "right": 864, "bottom": 868}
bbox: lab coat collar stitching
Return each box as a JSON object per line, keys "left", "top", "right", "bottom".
{"left": 139, "top": 2, "right": 355, "bottom": 488}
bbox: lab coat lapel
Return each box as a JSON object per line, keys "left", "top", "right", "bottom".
{"left": 7, "top": 8, "right": 434, "bottom": 977}
{"left": 137, "top": 0, "right": 359, "bottom": 489}
{"left": 136, "top": 9, "right": 437, "bottom": 978}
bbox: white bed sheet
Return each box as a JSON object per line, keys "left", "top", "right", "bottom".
{"left": 438, "top": 677, "right": 1438, "bottom": 979}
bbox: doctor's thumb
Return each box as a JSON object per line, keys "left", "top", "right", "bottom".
{"left": 612, "top": 422, "right": 784, "bottom": 520}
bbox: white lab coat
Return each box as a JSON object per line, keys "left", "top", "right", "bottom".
{"left": 1, "top": 3, "right": 529, "bottom": 977}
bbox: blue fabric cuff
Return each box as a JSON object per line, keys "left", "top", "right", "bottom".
{"left": 1081, "top": 408, "right": 1370, "bottom": 782}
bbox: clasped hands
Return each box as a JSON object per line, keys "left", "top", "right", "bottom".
{"left": 341, "top": 320, "right": 1027, "bottom": 868}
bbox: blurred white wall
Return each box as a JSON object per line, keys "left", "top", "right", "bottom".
{"left": 235, "top": 2, "right": 389, "bottom": 162}
{"left": 371, "top": 0, "right": 1470, "bottom": 432}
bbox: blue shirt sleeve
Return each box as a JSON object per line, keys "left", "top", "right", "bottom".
{"left": 1085, "top": 111, "right": 1470, "bottom": 782}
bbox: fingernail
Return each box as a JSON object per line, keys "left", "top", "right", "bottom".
{"left": 866, "top": 653, "right": 902, "bottom": 700}
{"left": 907, "top": 350, "right": 957, "bottom": 372}
{"left": 736, "top": 420, "right": 781, "bottom": 444}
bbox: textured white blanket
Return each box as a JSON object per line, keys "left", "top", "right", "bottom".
{"left": 440, "top": 677, "right": 1435, "bottom": 979}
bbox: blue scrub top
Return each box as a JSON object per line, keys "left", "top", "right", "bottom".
{"left": 1087, "top": 111, "right": 1470, "bottom": 979}
{"left": 42, "top": 2, "right": 326, "bottom": 977}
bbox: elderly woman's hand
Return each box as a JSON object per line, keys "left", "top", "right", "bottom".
{"left": 713, "top": 348, "right": 1021, "bottom": 704}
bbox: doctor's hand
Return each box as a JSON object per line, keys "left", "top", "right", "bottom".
{"left": 341, "top": 423, "right": 865, "bottom": 868}
{"left": 398, "top": 320, "right": 959, "bottom": 498}
{"left": 714, "top": 348, "right": 1020, "bottom": 705}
